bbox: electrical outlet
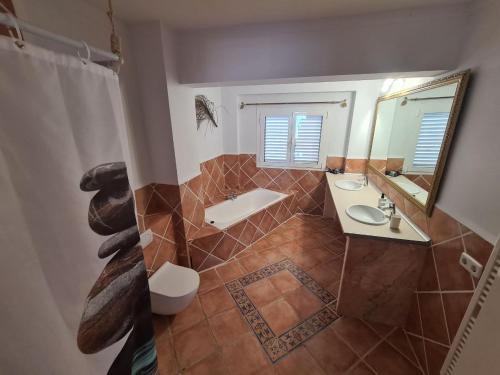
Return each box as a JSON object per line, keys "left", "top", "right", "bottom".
{"left": 140, "top": 229, "right": 153, "bottom": 248}
{"left": 459, "top": 252, "right": 483, "bottom": 278}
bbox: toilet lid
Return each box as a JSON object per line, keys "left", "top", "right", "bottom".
{"left": 148, "top": 262, "right": 200, "bottom": 298}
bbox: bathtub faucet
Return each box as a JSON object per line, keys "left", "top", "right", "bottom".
{"left": 226, "top": 192, "right": 237, "bottom": 200}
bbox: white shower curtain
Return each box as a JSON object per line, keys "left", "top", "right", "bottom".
{"left": 0, "top": 36, "right": 156, "bottom": 374}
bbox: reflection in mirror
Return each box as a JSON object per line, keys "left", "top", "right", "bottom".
{"left": 368, "top": 71, "right": 469, "bottom": 215}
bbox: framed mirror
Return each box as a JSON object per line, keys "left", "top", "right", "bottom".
{"left": 367, "top": 71, "right": 470, "bottom": 215}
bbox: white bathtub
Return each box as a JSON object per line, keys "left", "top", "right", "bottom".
{"left": 205, "top": 188, "right": 288, "bottom": 230}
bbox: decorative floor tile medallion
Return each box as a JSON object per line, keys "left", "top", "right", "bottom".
{"left": 225, "top": 258, "right": 339, "bottom": 362}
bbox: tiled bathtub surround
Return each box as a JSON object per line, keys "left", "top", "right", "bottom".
{"left": 201, "top": 155, "right": 226, "bottom": 207}
{"left": 367, "top": 168, "right": 494, "bottom": 375}
{"left": 135, "top": 151, "right": 326, "bottom": 273}
{"left": 188, "top": 192, "right": 298, "bottom": 271}
{"left": 178, "top": 174, "right": 206, "bottom": 240}
{"left": 223, "top": 154, "right": 327, "bottom": 215}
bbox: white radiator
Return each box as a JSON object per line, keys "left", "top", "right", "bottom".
{"left": 442, "top": 235, "right": 500, "bottom": 374}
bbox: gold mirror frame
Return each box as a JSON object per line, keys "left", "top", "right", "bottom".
{"left": 367, "top": 70, "right": 470, "bottom": 216}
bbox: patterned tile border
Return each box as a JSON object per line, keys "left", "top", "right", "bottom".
{"left": 225, "top": 258, "right": 338, "bottom": 362}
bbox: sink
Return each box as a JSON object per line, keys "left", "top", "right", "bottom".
{"left": 335, "top": 180, "right": 364, "bottom": 191}
{"left": 346, "top": 205, "right": 388, "bottom": 225}
{"left": 396, "top": 181, "right": 420, "bottom": 195}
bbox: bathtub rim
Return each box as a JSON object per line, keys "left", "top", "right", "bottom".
{"left": 204, "top": 188, "right": 289, "bottom": 230}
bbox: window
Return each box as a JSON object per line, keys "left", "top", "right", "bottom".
{"left": 258, "top": 110, "right": 327, "bottom": 169}
{"left": 412, "top": 112, "right": 449, "bottom": 169}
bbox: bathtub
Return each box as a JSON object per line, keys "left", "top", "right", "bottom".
{"left": 205, "top": 188, "right": 288, "bottom": 230}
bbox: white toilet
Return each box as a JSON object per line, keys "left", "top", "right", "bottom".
{"left": 148, "top": 262, "right": 200, "bottom": 315}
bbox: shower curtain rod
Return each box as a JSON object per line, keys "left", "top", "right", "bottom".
{"left": 407, "top": 96, "right": 454, "bottom": 101}
{"left": 0, "top": 13, "right": 120, "bottom": 62}
{"left": 240, "top": 99, "right": 347, "bottom": 109}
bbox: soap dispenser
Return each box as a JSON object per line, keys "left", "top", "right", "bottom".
{"left": 378, "top": 193, "right": 387, "bottom": 209}
{"left": 389, "top": 203, "right": 401, "bottom": 230}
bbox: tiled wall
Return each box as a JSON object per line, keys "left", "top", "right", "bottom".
{"left": 134, "top": 178, "right": 207, "bottom": 273}
{"left": 386, "top": 157, "right": 404, "bottom": 172}
{"left": 178, "top": 174, "right": 206, "bottom": 241}
{"left": 135, "top": 153, "right": 328, "bottom": 273}
{"left": 367, "top": 168, "right": 494, "bottom": 375}
{"left": 326, "top": 156, "right": 367, "bottom": 173}
{"left": 369, "top": 159, "right": 387, "bottom": 174}
{"left": 369, "top": 158, "right": 404, "bottom": 174}
{"left": 188, "top": 192, "right": 298, "bottom": 271}
{"left": 135, "top": 183, "right": 187, "bottom": 273}
{"left": 200, "top": 155, "right": 226, "bottom": 207}
{"left": 406, "top": 173, "right": 435, "bottom": 192}
{"left": 223, "top": 154, "right": 326, "bottom": 215}
{"left": 370, "top": 159, "right": 435, "bottom": 193}
{"left": 338, "top": 236, "right": 427, "bottom": 327}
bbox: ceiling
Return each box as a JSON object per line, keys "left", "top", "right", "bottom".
{"left": 87, "top": 0, "right": 472, "bottom": 30}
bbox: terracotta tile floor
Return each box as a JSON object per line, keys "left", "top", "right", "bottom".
{"left": 153, "top": 214, "right": 425, "bottom": 375}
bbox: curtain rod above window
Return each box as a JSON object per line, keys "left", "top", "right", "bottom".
{"left": 239, "top": 99, "right": 348, "bottom": 109}
{"left": 0, "top": 13, "right": 120, "bottom": 62}
{"left": 407, "top": 96, "right": 454, "bottom": 101}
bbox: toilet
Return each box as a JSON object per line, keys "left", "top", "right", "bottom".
{"left": 148, "top": 262, "right": 200, "bottom": 315}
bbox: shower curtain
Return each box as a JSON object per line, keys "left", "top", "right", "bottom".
{"left": 0, "top": 36, "right": 157, "bottom": 374}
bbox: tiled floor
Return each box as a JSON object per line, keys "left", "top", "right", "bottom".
{"left": 153, "top": 214, "right": 425, "bottom": 375}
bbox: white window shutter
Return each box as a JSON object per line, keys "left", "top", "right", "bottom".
{"left": 293, "top": 114, "right": 323, "bottom": 164}
{"left": 413, "top": 112, "right": 449, "bottom": 168}
{"left": 264, "top": 116, "right": 290, "bottom": 162}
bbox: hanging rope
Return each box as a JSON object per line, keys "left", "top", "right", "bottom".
{"left": 107, "top": 0, "right": 121, "bottom": 64}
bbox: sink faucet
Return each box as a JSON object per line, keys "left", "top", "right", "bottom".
{"left": 378, "top": 196, "right": 393, "bottom": 210}
{"left": 387, "top": 202, "right": 396, "bottom": 217}
{"left": 226, "top": 192, "right": 237, "bottom": 200}
{"left": 358, "top": 175, "right": 368, "bottom": 186}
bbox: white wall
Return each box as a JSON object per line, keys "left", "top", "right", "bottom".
{"left": 219, "top": 78, "right": 432, "bottom": 161}
{"left": 161, "top": 26, "right": 201, "bottom": 184}
{"left": 371, "top": 99, "right": 397, "bottom": 159}
{"left": 220, "top": 81, "right": 381, "bottom": 158}
{"left": 435, "top": 0, "right": 500, "bottom": 243}
{"left": 237, "top": 92, "right": 352, "bottom": 159}
{"left": 177, "top": 4, "right": 469, "bottom": 84}
{"left": 12, "top": 0, "right": 154, "bottom": 188}
{"left": 194, "top": 87, "right": 224, "bottom": 162}
{"left": 128, "top": 22, "right": 179, "bottom": 185}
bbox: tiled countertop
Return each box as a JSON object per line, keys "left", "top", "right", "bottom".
{"left": 326, "top": 173, "right": 430, "bottom": 245}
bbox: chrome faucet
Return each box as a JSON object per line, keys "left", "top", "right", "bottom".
{"left": 380, "top": 198, "right": 395, "bottom": 215}
{"left": 358, "top": 175, "right": 368, "bottom": 186}
{"left": 226, "top": 192, "right": 237, "bottom": 200}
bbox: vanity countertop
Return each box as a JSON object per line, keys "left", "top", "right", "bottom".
{"left": 326, "top": 173, "right": 430, "bottom": 245}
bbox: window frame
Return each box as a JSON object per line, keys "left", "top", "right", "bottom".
{"left": 257, "top": 107, "right": 328, "bottom": 170}
{"left": 406, "top": 111, "right": 450, "bottom": 174}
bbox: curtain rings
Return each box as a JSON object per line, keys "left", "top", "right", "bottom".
{"left": 0, "top": 3, "right": 25, "bottom": 49}
{"left": 77, "top": 41, "right": 91, "bottom": 65}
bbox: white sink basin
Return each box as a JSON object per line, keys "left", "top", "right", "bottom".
{"left": 396, "top": 181, "right": 420, "bottom": 195}
{"left": 346, "top": 204, "right": 388, "bottom": 225}
{"left": 335, "top": 179, "right": 364, "bottom": 191}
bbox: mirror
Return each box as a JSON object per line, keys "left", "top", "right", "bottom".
{"left": 368, "top": 71, "right": 470, "bottom": 215}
